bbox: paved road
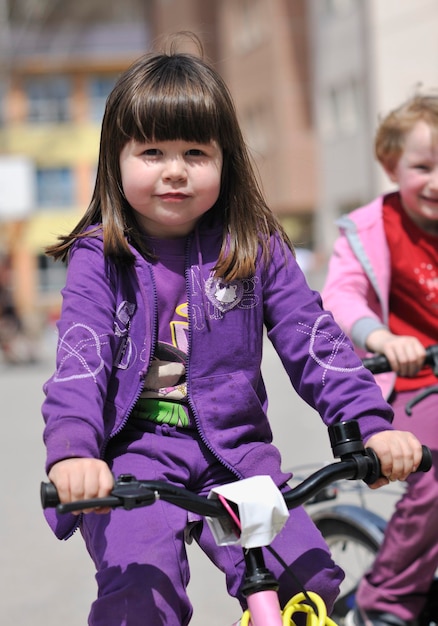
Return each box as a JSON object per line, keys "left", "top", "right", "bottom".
{"left": 1, "top": 317, "right": 396, "bottom": 625}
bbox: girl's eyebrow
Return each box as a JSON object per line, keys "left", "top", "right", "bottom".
{"left": 135, "top": 138, "right": 215, "bottom": 146}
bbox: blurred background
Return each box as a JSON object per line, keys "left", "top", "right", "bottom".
{"left": 1, "top": 0, "right": 438, "bottom": 363}
{"left": 1, "top": 2, "right": 437, "bottom": 623}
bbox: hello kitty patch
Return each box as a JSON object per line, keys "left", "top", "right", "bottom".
{"left": 205, "top": 277, "right": 244, "bottom": 312}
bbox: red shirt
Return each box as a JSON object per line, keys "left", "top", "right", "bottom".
{"left": 383, "top": 192, "right": 438, "bottom": 391}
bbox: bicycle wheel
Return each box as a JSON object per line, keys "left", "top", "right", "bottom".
{"left": 315, "top": 518, "right": 381, "bottom": 624}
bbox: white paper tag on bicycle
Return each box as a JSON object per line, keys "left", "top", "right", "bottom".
{"left": 206, "top": 475, "right": 289, "bottom": 548}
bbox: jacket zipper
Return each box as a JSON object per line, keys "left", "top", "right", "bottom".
{"left": 185, "top": 236, "right": 242, "bottom": 480}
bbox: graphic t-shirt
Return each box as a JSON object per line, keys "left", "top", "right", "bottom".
{"left": 131, "top": 236, "right": 192, "bottom": 426}
{"left": 383, "top": 192, "right": 438, "bottom": 391}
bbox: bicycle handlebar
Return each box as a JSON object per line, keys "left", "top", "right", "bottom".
{"left": 40, "top": 423, "right": 432, "bottom": 516}
{"left": 363, "top": 344, "right": 438, "bottom": 375}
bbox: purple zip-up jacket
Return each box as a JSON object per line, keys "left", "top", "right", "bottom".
{"left": 42, "top": 222, "right": 394, "bottom": 539}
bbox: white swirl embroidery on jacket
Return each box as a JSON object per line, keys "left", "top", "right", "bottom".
{"left": 297, "top": 313, "right": 362, "bottom": 384}
{"left": 54, "top": 323, "right": 106, "bottom": 382}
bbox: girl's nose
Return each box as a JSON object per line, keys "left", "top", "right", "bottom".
{"left": 163, "top": 158, "right": 187, "bottom": 181}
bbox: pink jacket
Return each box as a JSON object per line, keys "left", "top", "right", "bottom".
{"left": 322, "top": 195, "right": 396, "bottom": 399}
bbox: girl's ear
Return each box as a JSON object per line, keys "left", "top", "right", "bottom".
{"left": 383, "top": 165, "right": 398, "bottom": 184}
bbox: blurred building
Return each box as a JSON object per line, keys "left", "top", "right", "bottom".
{"left": 0, "top": 0, "right": 316, "bottom": 326}
{"left": 3, "top": 0, "right": 438, "bottom": 328}
{"left": 0, "top": 0, "right": 150, "bottom": 327}
{"left": 150, "top": 0, "right": 317, "bottom": 246}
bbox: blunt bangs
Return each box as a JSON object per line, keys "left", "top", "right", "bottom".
{"left": 116, "top": 54, "right": 230, "bottom": 147}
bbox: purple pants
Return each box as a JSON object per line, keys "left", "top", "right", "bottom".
{"left": 81, "top": 421, "right": 343, "bottom": 625}
{"left": 357, "top": 387, "right": 438, "bottom": 620}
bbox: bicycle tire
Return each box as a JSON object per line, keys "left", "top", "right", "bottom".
{"left": 314, "top": 518, "right": 381, "bottom": 624}
{"left": 315, "top": 513, "right": 438, "bottom": 626}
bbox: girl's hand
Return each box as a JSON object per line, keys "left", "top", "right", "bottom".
{"left": 365, "top": 329, "right": 426, "bottom": 377}
{"left": 48, "top": 458, "right": 114, "bottom": 514}
{"left": 365, "top": 430, "right": 423, "bottom": 489}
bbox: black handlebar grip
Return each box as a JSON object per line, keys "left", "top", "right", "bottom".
{"left": 40, "top": 481, "right": 60, "bottom": 508}
{"left": 418, "top": 445, "right": 433, "bottom": 473}
{"left": 364, "top": 444, "right": 433, "bottom": 484}
{"left": 362, "top": 354, "right": 390, "bottom": 374}
{"left": 363, "top": 345, "right": 438, "bottom": 374}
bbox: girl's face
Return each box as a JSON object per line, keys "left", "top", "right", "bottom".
{"left": 119, "top": 138, "right": 223, "bottom": 238}
{"left": 386, "top": 120, "right": 438, "bottom": 234}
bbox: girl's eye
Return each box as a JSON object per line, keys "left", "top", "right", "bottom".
{"left": 186, "top": 149, "right": 205, "bottom": 156}
{"left": 141, "top": 147, "right": 161, "bottom": 156}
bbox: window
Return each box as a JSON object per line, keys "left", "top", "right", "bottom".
{"left": 25, "top": 76, "right": 71, "bottom": 123}
{"left": 36, "top": 168, "right": 74, "bottom": 207}
{"left": 320, "top": 81, "right": 360, "bottom": 139}
{"left": 37, "top": 254, "right": 67, "bottom": 293}
{"left": 88, "top": 74, "right": 118, "bottom": 121}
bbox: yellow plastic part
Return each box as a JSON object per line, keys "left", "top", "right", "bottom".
{"left": 239, "top": 591, "right": 338, "bottom": 626}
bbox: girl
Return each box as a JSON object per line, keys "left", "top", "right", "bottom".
{"left": 323, "top": 93, "right": 438, "bottom": 626}
{"left": 42, "top": 40, "right": 422, "bottom": 626}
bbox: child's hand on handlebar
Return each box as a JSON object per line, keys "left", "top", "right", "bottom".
{"left": 365, "top": 329, "right": 426, "bottom": 377}
{"left": 365, "top": 430, "right": 423, "bottom": 489}
{"left": 48, "top": 458, "right": 114, "bottom": 514}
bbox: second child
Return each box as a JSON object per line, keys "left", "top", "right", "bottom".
{"left": 323, "top": 93, "right": 438, "bottom": 626}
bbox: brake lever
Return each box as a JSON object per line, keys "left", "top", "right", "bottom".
{"left": 111, "top": 475, "right": 157, "bottom": 510}
{"left": 57, "top": 495, "right": 123, "bottom": 514}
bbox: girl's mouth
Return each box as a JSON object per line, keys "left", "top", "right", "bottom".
{"left": 421, "top": 195, "right": 438, "bottom": 204}
{"left": 159, "top": 193, "right": 189, "bottom": 201}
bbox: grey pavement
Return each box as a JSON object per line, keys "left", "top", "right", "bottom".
{"left": 1, "top": 316, "right": 396, "bottom": 626}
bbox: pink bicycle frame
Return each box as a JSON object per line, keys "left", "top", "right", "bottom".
{"left": 247, "top": 589, "right": 284, "bottom": 626}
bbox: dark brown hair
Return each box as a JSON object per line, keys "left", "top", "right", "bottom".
{"left": 46, "top": 37, "right": 292, "bottom": 280}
